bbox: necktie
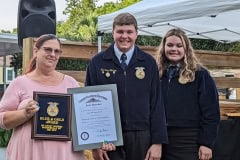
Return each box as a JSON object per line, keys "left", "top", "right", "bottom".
{"left": 120, "top": 53, "right": 127, "bottom": 70}
{"left": 167, "top": 65, "right": 178, "bottom": 81}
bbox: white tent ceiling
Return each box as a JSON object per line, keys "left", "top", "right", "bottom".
{"left": 98, "top": 0, "right": 240, "bottom": 43}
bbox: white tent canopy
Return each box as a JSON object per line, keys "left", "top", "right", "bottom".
{"left": 98, "top": 0, "right": 240, "bottom": 43}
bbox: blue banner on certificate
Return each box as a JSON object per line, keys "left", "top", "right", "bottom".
{"left": 68, "top": 84, "right": 123, "bottom": 151}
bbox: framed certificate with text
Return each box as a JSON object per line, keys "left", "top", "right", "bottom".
{"left": 32, "top": 92, "right": 72, "bottom": 141}
{"left": 68, "top": 84, "right": 123, "bottom": 151}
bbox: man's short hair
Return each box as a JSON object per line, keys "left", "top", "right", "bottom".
{"left": 113, "top": 13, "right": 138, "bottom": 30}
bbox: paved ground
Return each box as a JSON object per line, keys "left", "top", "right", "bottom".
{"left": 0, "top": 147, "right": 6, "bottom": 160}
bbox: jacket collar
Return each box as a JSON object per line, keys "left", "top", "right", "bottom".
{"left": 102, "top": 43, "right": 146, "bottom": 63}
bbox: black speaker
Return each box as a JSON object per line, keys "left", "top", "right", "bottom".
{"left": 17, "top": 0, "right": 56, "bottom": 48}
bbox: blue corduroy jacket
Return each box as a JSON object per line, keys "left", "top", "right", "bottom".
{"left": 85, "top": 44, "right": 168, "bottom": 144}
{"left": 161, "top": 68, "right": 220, "bottom": 149}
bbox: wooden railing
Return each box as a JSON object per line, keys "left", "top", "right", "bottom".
{"left": 23, "top": 38, "right": 240, "bottom": 118}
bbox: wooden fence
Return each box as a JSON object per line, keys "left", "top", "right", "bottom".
{"left": 23, "top": 38, "right": 240, "bottom": 116}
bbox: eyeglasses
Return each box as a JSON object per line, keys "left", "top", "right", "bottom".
{"left": 40, "top": 47, "right": 62, "bottom": 55}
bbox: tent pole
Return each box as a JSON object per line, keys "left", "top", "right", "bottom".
{"left": 3, "top": 55, "right": 6, "bottom": 91}
{"left": 98, "top": 36, "right": 102, "bottom": 53}
{"left": 97, "top": 31, "right": 104, "bottom": 53}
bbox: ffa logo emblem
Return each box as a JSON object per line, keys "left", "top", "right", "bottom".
{"left": 178, "top": 77, "right": 189, "bottom": 84}
{"left": 47, "top": 102, "right": 59, "bottom": 117}
{"left": 135, "top": 67, "right": 145, "bottom": 79}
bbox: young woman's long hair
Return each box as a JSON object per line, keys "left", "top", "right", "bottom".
{"left": 24, "top": 34, "right": 61, "bottom": 74}
{"left": 157, "top": 28, "right": 204, "bottom": 84}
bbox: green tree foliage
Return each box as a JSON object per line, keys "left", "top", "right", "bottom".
{"left": 0, "top": 28, "right": 17, "bottom": 34}
{"left": 57, "top": 0, "right": 140, "bottom": 42}
{"left": 191, "top": 39, "right": 236, "bottom": 52}
{"left": 0, "top": 30, "right": 11, "bottom": 33}
{"left": 226, "top": 42, "right": 240, "bottom": 52}
{"left": 56, "top": 59, "right": 89, "bottom": 71}
{"left": 96, "top": 0, "right": 140, "bottom": 15}
{"left": 136, "top": 35, "right": 161, "bottom": 46}
{"left": 57, "top": 0, "right": 98, "bottom": 41}
{"left": 10, "top": 53, "right": 22, "bottom": 75}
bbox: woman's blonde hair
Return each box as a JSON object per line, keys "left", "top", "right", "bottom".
{"left": 157, "top": 28, "right": 203, "bottom": 84}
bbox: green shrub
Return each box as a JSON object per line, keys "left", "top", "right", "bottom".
{"left": 0, "top": 128, "right": 12, "bottom": 147}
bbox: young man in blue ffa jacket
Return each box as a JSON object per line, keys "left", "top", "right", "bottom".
{"left": 85, "top": 13, "right": 168, "bottom": 160}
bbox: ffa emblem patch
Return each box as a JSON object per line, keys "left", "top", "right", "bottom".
{"left": 135, "top": 67, "right": 145, "bottom": 79}
{"left": 47, "top": 102, "right": 59, "bottom": 117}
